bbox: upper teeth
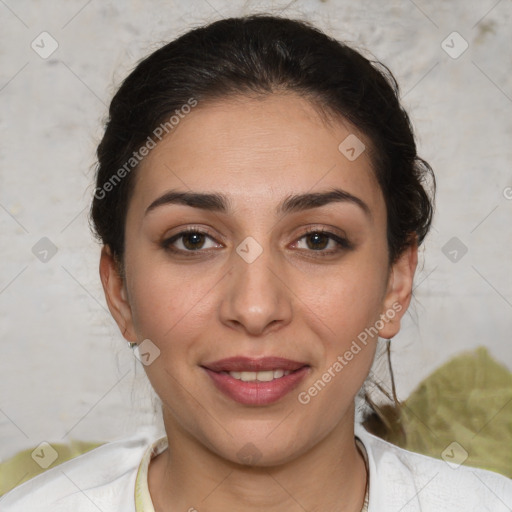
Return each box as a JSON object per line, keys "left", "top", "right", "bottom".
{"left": 228, "top": 369, "right": 291, "bottom": 382}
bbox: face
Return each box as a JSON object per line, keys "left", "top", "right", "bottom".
{"left": 101, "top": 93, "right": 416, "bottom": 465}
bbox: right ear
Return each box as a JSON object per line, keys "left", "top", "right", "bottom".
{"left": 99, "top": 246, "right": 137, "bottom": 342}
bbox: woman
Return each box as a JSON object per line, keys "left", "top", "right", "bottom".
{"left": 2, "top": 14, "right": 511, "bottom": 512}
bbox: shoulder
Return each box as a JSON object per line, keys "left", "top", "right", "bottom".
{"left": 0, "top": 426, "right": 162, "bottom": 512}
{"left": 355, "top": 424, "right": 512, "bottom": 512}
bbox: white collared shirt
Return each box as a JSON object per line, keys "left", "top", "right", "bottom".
{"left": 1, "top": 424, "right": 510, "bottom": 511}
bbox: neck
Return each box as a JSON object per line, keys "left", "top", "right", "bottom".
{"left": 148, "top": 406, "right": 367, "bottom": 512}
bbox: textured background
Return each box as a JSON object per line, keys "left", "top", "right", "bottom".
{"left": 1, "top": 0, "right": 511, "bottom": 462}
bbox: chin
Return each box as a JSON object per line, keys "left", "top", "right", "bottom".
{"left": 207, "top": 429, "right": 314, "bottom": 468}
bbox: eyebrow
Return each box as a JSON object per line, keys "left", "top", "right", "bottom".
{"left": 145, "top": 188, "right": 371, "bottom": 218}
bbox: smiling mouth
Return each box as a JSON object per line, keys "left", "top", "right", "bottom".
{"left": 201, "top": 357, "right": 310, "bottom": 405}
{"left": 222, "top": 369, "right": 293, "bottom": 382}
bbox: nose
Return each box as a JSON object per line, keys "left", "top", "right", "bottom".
{"left": 218, "top": 240, "right": 293, "bottom": 336}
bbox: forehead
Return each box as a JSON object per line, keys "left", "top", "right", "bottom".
{"left": 130, "top": 93, "right": 384, "bottom": 216}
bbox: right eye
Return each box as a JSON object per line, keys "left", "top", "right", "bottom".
{"left": 161, "top": 228, "right": 223, "bottom": 253}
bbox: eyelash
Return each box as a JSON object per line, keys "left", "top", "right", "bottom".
{"left": 161, "top": 226, "right": 352, "bottom": 257}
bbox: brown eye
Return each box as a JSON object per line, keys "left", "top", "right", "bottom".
{"left": 295, "top": 230, "right": 351, "bottom": 253}
{"left": 304, "top": 232, "right": 330, "bottom": 250}
{"left": 181, "top": 232, "right": 206, "bottom": 250}
{"left": 162, "top": 229, "right": 221, "bottom": 253}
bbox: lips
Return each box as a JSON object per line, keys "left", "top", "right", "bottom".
{"left": 201, "top": 357, "right": 310, "bottom": 405}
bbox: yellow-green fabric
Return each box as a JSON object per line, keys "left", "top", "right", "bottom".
{"left": 1, "top": 346, "right": 510, "bottom": 497}
{"left": 384, "top": 346, "right": 512, "bottom": 478}
{"left": 0, "top": 440, "right": 103, "bottom": 496}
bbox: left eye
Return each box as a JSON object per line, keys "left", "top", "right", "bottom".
{"left": 294, "top": 231, "right": 348, "bottom": 252}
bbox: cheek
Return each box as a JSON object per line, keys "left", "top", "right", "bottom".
{"left": 298, "top": 257, "right": 389, "bottom": 338}
{"left": 293, "top": 268, "right": 383, "bottom": 420}
{"left": 293, "top": 255, "right": 388, "bottom": 404}
{"left": 125, "top": 254, "right": 219, "bottom": 348}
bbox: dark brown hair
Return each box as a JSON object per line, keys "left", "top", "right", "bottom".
{"left": 90, "top": 14, "right": 435, "bottom": 267}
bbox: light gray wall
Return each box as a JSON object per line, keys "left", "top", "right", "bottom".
{"left": 1, "top": 0, "right": 511, "bottom": 460}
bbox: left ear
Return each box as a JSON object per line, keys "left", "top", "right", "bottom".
{"left": 378, "top": 240, "right": 418, "bottom": 339}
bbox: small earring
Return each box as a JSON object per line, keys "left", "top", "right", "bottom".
{"left": 385, "top": 338, "right": 399, "bottom": 405}
{"left": 128, "top": 342, "right": 137, "bottom": 349}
